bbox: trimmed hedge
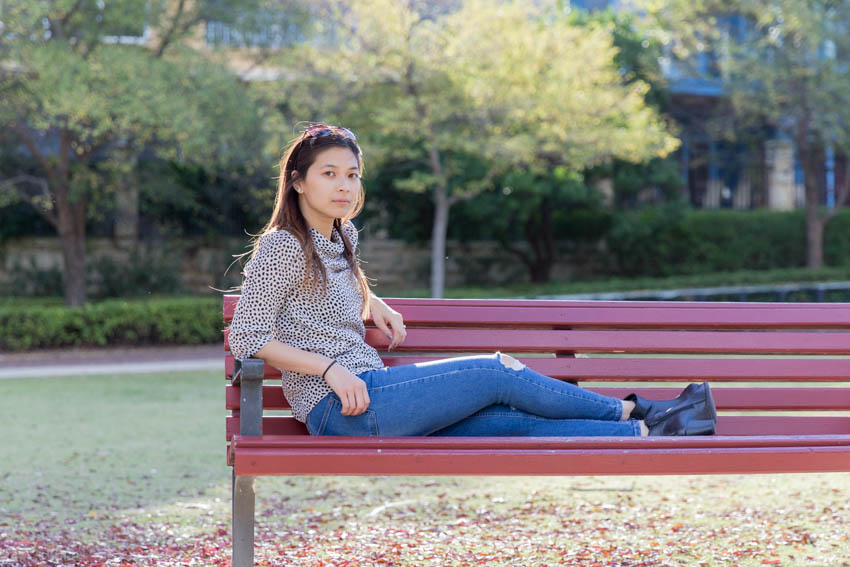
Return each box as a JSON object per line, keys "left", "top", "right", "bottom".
{"left": 1, "top": 296, "right": 223, "bottom": 351}
{"left": 607, "top": 208, "right": 850, "bottom": 277}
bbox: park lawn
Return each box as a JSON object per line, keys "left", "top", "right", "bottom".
{"left": 0, "top": 371, "right": 848, "bottom": 566}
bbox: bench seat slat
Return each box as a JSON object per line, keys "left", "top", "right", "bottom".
{"left": 226, "top": 355, "right": 850, "bottom": 381}
{"left": 231, "top": 433, "right": 850, "bottom": 450}
{"left": 225, "top": 415, "right": 850, "bottom": 440}
{"left": 226, "top": 385, "right": 850, "bottom": 412}
{"left": 231, "top": 445, "right": 850, "bottom": 476}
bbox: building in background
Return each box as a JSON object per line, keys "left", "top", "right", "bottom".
{"left": 576, "top": 0, "right": 846, "bottom": 211}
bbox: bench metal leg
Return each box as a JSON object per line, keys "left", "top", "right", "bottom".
{"left": 233, "top": 472, "right": 256, "bottom": 567}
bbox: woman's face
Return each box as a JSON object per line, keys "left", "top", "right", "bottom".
{"left": 295, "top": 146, "right": 361, "bottom": 230}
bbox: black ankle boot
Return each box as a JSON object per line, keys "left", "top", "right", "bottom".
{"left": 648, "top": 402, "right": 716, "bottom": 436}
{"left": 625, "top": 382, "right": 717, "bottom": 425}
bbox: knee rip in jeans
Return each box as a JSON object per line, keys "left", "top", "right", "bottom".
{"left": 497, "top": 352, "right": 526, "bottom": 371}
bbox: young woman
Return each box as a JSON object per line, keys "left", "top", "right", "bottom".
{"left": 228, "top": 124, "right": 717, "bottom": 438}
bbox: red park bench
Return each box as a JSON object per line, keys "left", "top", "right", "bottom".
{"left": 223, "top": 296, "right": 850, "bottom": 566}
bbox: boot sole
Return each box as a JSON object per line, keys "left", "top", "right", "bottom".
{"left": 683, "top": 418, "right": 716, "bottom": 436}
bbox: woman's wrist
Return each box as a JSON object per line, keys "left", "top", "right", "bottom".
{"left": 321, "top": 360, "right": 337, "bottom": 379}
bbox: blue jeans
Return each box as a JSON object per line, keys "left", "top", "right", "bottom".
{"left": 305, "top": 352, "right": 641, "bottom": 437}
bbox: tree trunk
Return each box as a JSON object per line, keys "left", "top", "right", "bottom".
{"left": 55, "top": 180, "right": 88, "bottom": 307}
{"left": 527, "top": 199, "right": 556, "bottom": 283}
{"left": 801, "top": 141, "right": 825, "bottom": 269}
{"left": 806, "top": 205, "right": 825, "bottom": 269}
{"left": 501, "top": 198, "right": 557, "bottom": 284}
{"left": 59, "top": 225, "right": 88, "bottom": 307}
{"left": 430, "top": 184, "right": 450, "bottom": 299}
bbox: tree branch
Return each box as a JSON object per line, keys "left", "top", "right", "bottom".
{"left": 0, "top": 174, "right": 58, "bottom": 227}
{"left": 237, "top": 47, "right": 278, "bottom": 82}
{"left": 13, "top": 122, "right": 59, "bottom": 186}
{"left": 59, "top": 0, "right": 86, "bottom": 31}
{"left": 76, "top": 139, "right": 106, "bottom": 163}
{"left": 154, "top": 0, "right": 188, "bottom": 58}
{"left": 500, "top": 239, "right": 534, "bottom": 274}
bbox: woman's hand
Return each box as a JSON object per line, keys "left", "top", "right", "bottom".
{"left": 370, "top": 294, "right": 407, "bottom": 351}
{"left": 323, "top": 363, "right": 370, "bottom": 416}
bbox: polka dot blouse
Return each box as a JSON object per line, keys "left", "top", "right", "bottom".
{"left": 228, "top": 220, "right": 385, "bottom": 423}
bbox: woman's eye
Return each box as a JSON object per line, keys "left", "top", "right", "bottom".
{"left": 324, "top": 171, "right": 334, "bottom": 177}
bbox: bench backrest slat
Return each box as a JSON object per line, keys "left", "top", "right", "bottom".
{"left": 223, "top": 296, "right": 850, "bottom": 321}
{"left": 225, "top": 327, "right": 850, "bottom": 355}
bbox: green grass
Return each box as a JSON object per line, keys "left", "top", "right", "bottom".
{"left": 376, "top": 265, "right": 850, "bottom": 299}
{"left": 2, "top": 372, "right": 849, "bottom": 565}
{"left": 0, "top": 371, "right": 226, "bottom": 520}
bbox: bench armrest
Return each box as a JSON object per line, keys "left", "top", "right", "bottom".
{"left": 232, "top": 358, "right": 265, "bottom": 436}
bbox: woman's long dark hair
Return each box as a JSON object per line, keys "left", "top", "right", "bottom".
{"left": 242, "top": 125, "right": 372, "bottom": 318}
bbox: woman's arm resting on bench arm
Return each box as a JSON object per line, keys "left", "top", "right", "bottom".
{"left": 369, "top": 292, "right": 407, "bottom": 351}
{"left": 254, "top": 340, "right": 370, "bottom": 417}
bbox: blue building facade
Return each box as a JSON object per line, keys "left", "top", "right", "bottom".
{"left": 575, "top": 0, "right": 846, "bottom": 211}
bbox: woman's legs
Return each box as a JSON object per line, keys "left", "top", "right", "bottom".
{"left": 341, "top": 352, "right": 640, "bottom": 437}
{"left": 430, "top": 404, "right": 642, "bottom": 436}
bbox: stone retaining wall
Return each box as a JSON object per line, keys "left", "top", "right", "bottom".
{"left": 0, "top": 236, "right": 588, "bottom": 296}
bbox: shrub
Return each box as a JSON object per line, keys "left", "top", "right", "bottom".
{"left": 606, "top": 208, "right": 850, "bottom": 278}
{"left": 0, "top": 296, "right": 222, "bottom": 351}
{"left": 6, "top": 257, "right": 65, "bottom": 297}
{"left": 91, "top": 247, "right": 183, "bottom": 299}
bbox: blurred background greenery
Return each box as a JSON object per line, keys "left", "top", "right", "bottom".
{"left": 2, "top": 0, "right": 850, "bottom": 348}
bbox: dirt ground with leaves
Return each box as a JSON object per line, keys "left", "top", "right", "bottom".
{"left": 4, "top": 472, "right": 849, "bottom": 566}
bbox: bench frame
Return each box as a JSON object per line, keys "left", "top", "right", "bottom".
{"left": 224, "top": 297, "right": 850, "bottom": 566}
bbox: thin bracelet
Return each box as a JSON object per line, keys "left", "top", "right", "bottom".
{"left": 321, "top": 360, "right": 337, "bottom": 379}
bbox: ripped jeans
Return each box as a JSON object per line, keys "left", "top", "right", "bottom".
{"left": 305, "top": 352, "right": 641, "bottom": 437}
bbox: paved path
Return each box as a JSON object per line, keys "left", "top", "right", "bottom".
{"left": 0, "top": 344, "right": 222, "bottom": 379}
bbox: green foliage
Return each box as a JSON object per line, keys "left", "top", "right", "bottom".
{"left": 91, "top": 249, "right": 183, "bottom": 299}
{"left": 0, "top": 203, "right": 54, "bottom": 240}
{"left": 7, "top": 257, "right": 65, "bottom": 297}
{"left": 452, "top": 168, "right": 611, "bottom": 242}
{"left": 569, "top": 6, "right": 671, "bottom": 111}
{"left": 0, "top": 1, "right": 282, "bottom": 304}
{"left": 606, "top": 208, "right": 835, "bottom": 277}
{"left": 296, "top": 0, "right": 680, "bottom": 294}
{"left": 0, "top": 296, "right": 222, "bottom": 351}
{"left": 3, "top": 248, "right": 186, "bottom": 299}
{"left": 824, "top": 212, "right": 850, "bottom": 266}
{"left": 136, "top": 158, "right": 272, "bottom": 239}
{"left": 437, "top": 0, "right": 679, "bottom": 168}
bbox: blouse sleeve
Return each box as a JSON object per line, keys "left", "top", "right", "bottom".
{"left": 228, "top": 230, "right": 304, "bottom": 360}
